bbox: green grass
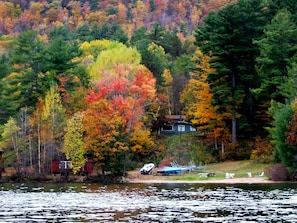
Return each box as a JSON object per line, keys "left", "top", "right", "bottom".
{"left": 165, "top": 160, "right": 271, "bottom": 181}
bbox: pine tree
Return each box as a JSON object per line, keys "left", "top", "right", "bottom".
{"left": 195, "top": 0, "right": 271, "bottom": 145}
{"left": 254, "top": 10, "right": 297, "bottom": 104}
{"left": 0, "top": 55, "right": 14, "bottom": 125}
{"left": 8, "top": 30, "right": 47, "bottom": 111}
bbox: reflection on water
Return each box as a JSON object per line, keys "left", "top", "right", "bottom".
{"left": 0, "top": 182, "right": 297, "bottom": 222}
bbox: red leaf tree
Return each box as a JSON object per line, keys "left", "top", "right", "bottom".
{"left": 83, "top": 64, "right": 156, "bottom": 176}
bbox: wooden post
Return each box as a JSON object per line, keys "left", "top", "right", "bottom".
{"left": 0, "top": 150, "right": 3, "bottom": 179}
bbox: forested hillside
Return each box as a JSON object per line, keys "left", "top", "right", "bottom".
{"left": 0, "top": 0, "right": 234, "bottom": 36}
{"left": 1, "top": 0, "right": 297, "bottom": 178}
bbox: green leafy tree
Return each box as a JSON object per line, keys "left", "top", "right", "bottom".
{"left": 42, "top": 85, "right": 66, "bottom": 169}
{"left": 89, "top": 42, "right": 141, "bottom": 80}
{"left": 1, "top": 117, "right": 22, "bottom": 173}
{"left": 63, "top": 112, "right": 86, "bottom": 174}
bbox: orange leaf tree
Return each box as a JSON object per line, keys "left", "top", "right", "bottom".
{"left": 83, "top": 64, "right": 156, "bottom": 176}
{"left": 181, "top": 49, "right": 230, "bottom": 154}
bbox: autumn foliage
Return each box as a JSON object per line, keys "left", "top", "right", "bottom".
{"left": 83, "top": 64, "right": 156, "bottom": 175}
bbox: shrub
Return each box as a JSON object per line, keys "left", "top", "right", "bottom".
{"left": 266, "top": 163, "right": 290, "bottom": 181}
{"left": 250, "top": 137, "right": 274, "bottom": 163}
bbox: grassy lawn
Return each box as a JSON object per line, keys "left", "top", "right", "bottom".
{"left": 136, "top": 160, "right": 272, "bottom": 181}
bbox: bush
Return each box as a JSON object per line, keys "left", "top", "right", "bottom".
{"left": 250, "top": 137, "right": 274, "bottom": 163}
{"left": 266, "top": 163, "right": 290, "bottom": 181}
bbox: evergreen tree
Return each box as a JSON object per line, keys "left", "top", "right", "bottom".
{"left": 109, "top": 23, "right": 128, "bottom": 44}
{"left": 45, "top": 37, "right": 80, "bottom": 76}
{"left": 8, "top": 30, "right": 47, "bottom": 111}
{"left": 158, "top": 32, "right": 182, "bottom": 58}
{"left": 0, "top": 55, "right": 14, "bottom": 125}
{"left": 140, "top": 42, "right": 169, "bottom": 88}
{"left": 45, "top": 37, "right": 89, "bottom": 109}
{"left": 268, "top": 0, "right": 297, "bottom": 23}
{"left": 269, "top": 101, "right": 294, "bottom": 167}
{"left": 76, "top": 23, "right": 92, "bottom": 42}
{"left": 130, "top": 26, "right": 149, "bottom": 46}
{"left": 48, "top": 25, "right": 74, "bottom": 41}
{"left": 254, "top": 10, "right": 297, "bottom": 104}
{"left": 280, "top": 63, "right": 297, "bottom": 103}
{"left": 97, "top": 22, "right": 110, "bottom": 39}
{"left": 195, "top": 0, "right": 271, "bottom": 145}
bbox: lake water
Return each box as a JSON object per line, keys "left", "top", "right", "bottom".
{"left": 0, "top": 182, "right": 297, "bottom": 222}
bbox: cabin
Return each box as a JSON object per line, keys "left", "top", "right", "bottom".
{"left": 50, "top": 159, "right": 93, "bottom": 175}
{"left": 158, "top": 115, "right": 197, "bottom": 135}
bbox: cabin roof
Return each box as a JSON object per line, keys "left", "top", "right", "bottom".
{"left": 165, "top": 115, "right": 185, "bottom": 120}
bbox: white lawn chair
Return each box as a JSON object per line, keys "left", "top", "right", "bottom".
{"left": 225, "top": 173, "right": 235, "bottom": 179}
{"left": 257, "top": 172, "right": 264, "bottom": 177}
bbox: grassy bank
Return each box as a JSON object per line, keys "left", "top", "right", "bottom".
{"left": 130, "top": 160, "right": 271, "bottom": 181}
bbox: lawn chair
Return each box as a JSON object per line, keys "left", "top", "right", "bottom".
{"left": 225, "top": 172, "right": 235, "bottom": 179}
{"left": 257, "top": 172, "right": 264, "bottom": 177}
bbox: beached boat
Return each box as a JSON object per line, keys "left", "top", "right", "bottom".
{"left": 157, "top": 160, "right": 200, "bottom": 175}
{"left": 140, "top": 163, "right": 155, "bottom": 175}
{"left": 156, "top": 166, "right": 183, "bottom": 175}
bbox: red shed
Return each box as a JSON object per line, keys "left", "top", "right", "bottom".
{"left": 50, "top": 160, "right": 60, "bottom": 174}
{"left": 83, "top": 159, "right": 93, "bottom": 174}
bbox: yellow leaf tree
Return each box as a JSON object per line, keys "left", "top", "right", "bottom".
{"left": 181, "top": 49, "right": 229, "bottom": 152}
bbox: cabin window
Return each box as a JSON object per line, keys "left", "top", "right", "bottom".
{"left": 59, "top": 161, "right": 72, "bottom": 169}
{"left": 162, "top": 125, "right": 173, "bottom": 131}
{"left": 190, "top": 126, "right": 196, "bottom": 132}
{"left": 178, "top": 125, "right": 185, "bottom": 132}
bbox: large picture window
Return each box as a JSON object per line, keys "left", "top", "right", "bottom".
{"left": 162, "top": 125, "right": 173, "bottom": 131}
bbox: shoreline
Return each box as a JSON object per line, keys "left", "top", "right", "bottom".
{"left": 126, "top": 175, "right": 291, "bottom": 184}
{"left": 128, "top": 178, "right": 273, "bottom": 184}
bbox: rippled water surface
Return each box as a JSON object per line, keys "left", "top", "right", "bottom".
{"left": 1, "top": 182, "right": 297, "bottom": 222}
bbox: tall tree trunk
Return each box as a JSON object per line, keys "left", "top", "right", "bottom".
{"left": 232, "top": 105, "right": 237, "bottom": 145}
{"left": 232, "top": 72, "right": 237, "bottom": 145}
{"left": 37, "top": 113, "right": 41, "bottom": 174}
